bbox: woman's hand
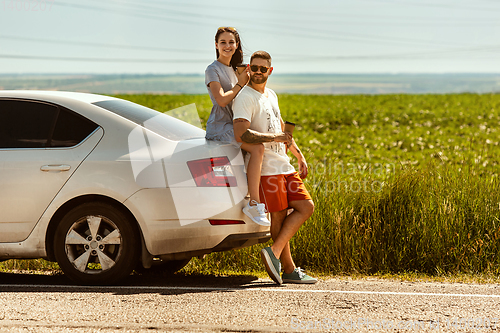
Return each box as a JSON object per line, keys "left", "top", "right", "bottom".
{"left": 236, "top": 66, "right": 250, "bottom": 87}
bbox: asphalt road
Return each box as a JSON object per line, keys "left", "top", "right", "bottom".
{"left": 0, "top": 272, "right": 499, "bottom": 332}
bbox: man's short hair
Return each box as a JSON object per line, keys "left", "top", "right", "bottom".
{"left": 250, "top": 51, "right": 272, "bottom": 66}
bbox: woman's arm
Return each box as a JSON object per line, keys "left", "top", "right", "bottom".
{"left": 209, "top": 81, "right": 242, "bottom": 108}
{"left": 209, "top": 68, "right": 249, "bottom": 108}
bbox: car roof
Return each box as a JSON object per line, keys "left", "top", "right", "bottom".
{"left": 0, "top": 90, "right": 117, "bottom": 104}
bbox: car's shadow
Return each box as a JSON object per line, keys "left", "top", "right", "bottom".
{"left": 0, "top": 271, "right": 280, "bottom": 295}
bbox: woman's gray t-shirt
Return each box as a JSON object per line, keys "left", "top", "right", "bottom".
{"left": 205, "top": 60, "right": 238, "bottom": 141}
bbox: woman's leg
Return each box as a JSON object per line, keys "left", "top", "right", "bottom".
{"left": 240, "top": 142, "right": 264, "bottom": 203}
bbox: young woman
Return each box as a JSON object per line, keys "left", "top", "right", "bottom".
{"left": 205, "top": 27, "right": 269, "bottom": 226}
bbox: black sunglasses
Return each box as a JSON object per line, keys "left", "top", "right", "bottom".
{"left": 250, "top": 65, "right": 270, "bottom": 73}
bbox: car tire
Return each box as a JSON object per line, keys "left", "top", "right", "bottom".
{"left": 53, "top": 202, "right": 139, "bottom": 285}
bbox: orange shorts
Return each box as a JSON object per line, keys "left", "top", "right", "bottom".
{"left": 258, "top": 172, "right": 312, "bottom": 213}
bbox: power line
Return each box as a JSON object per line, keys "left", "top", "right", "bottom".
{"left": 0, "top": 35, "right": 208, "bottom": 54}
{"left": 5, "top": 33, "right": 499, "bottom": 61}
{"left": 361, "top": 0, "right": 500, "bottom": 12}
{"left": 278, "top": 48, "right": 500, "bottom": 62}
{"left": 54, "top": 2, "right": 203, "bottom": 28}
{"left": 138, "top": 0, "right": 500, "bottom": 20}
{"left": 3, "top": 1, "right": 497, "bottom": 67}
{"left": 2, "top": 42, "right": 499, "bottom": 64}
{"left": 0, "top": 54, "right": 208, "bottom": 63}
{"left": 54, "top": 1, "right": 470, "bottom": 48}
{"left": 125, "top": 0, "right": 500, "bottom": 23}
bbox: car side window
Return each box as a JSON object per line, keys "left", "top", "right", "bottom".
{"left": 0, "top": 100, "right": 58, "bottom": 148}
{"left": 51, "top": 107, "right": 99, "bottom": 147}
{"left": 0, "top": 99, "right": 99, "bottom": 149}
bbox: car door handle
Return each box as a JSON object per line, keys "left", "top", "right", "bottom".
{"left": 40, "top": 164, "right": 71, "bottom": 172}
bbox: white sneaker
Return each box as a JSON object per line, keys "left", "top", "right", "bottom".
{"left": 243, "top": 200, "right": 271, "bottom": 226}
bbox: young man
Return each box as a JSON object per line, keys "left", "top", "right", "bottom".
{"left": 233, "top": 51, "right": 317, "bottom": 284}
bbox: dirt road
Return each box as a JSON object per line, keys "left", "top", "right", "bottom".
{"left": 0, "top": 272, "right": 499, "bottom": 332}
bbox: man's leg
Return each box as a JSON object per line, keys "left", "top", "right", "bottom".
{"left": 270, "top": 199, "right": 314, "bottom": 273}
{"left": 259, "top": 172, "right": 315, "bottom": 284}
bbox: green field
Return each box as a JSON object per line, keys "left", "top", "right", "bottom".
{"left": 3, "top": 93, "right": 500, "bottom": 278}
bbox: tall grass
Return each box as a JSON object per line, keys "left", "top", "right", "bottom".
{"left": 292, "top": 161, "right": 500, "bottom": 275}
{"left": 185, "top": 161, "right": 500, "bottom": 276}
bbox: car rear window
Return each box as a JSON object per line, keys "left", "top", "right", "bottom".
{"left": 93, "top": 99, "right": 205, "bottom": 141}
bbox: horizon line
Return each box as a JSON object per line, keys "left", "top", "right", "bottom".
{"left": 1, "top": 72, "right": 500, "bottom": 76}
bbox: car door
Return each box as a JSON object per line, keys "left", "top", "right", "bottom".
{"left": 0, "top": 99, "right": 102, "bottom": 242}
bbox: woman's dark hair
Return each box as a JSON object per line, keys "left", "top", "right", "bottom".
{"left": 215, "top": 27, "right": 243, "bottom": 70}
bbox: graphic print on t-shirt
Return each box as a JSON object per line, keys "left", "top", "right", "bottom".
{"left": 264, "top": 99, "right": 285, "bottom": 155}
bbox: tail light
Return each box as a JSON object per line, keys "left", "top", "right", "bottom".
{"left": 187, "top": 156, "right": 237, "bottom": 187}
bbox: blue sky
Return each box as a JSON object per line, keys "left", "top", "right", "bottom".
{"left": 0, "top": 0, "right": 499, "bottom": 74}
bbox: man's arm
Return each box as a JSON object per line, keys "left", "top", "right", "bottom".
{"left": 233, "top": 118, "right": 290, "bottom": 144}
{"left": 288, "top": 138, "right": 304, "bottom": 160}
{"left": 288, "top": 138, "right": 308, "bottom": 179}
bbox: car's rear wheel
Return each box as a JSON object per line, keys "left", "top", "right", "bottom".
{"left": 54, "top": 202, "right": 139, "bottom": 285}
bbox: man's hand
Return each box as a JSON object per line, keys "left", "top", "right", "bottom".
{"left": 275, "top": 132, "right": 293, "bottom": 145}
{"left": 287, "top": 138, "right": 308, "bottom": 179}
{"left": 297, "top": 156, "right": 308, "bottom": 179}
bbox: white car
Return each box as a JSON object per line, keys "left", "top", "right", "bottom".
{"left": 0, "top": 90, "right": 270, "bottom": 285}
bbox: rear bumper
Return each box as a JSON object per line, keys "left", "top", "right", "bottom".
{"left": 213, "top": 231, "right": 271, "bottom": 252}
{"left": 157, "top": 231, "right": 271, "bottom": 261}
{"left": 124, "top": 188, "right": 270, "bottom": 256}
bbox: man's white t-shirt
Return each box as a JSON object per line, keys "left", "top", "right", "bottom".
{"left": 233, "top": 86, "right": 295, "bottom": 176}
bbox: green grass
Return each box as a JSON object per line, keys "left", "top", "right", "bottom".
{"left": 0, "top": 259, "right": 60, "bottom": 272}
{"left": 3, "top": 93, "right": 500, "bottom": 281}
{"left": 295, "top": 162, "right": 500, "bottom": 275}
